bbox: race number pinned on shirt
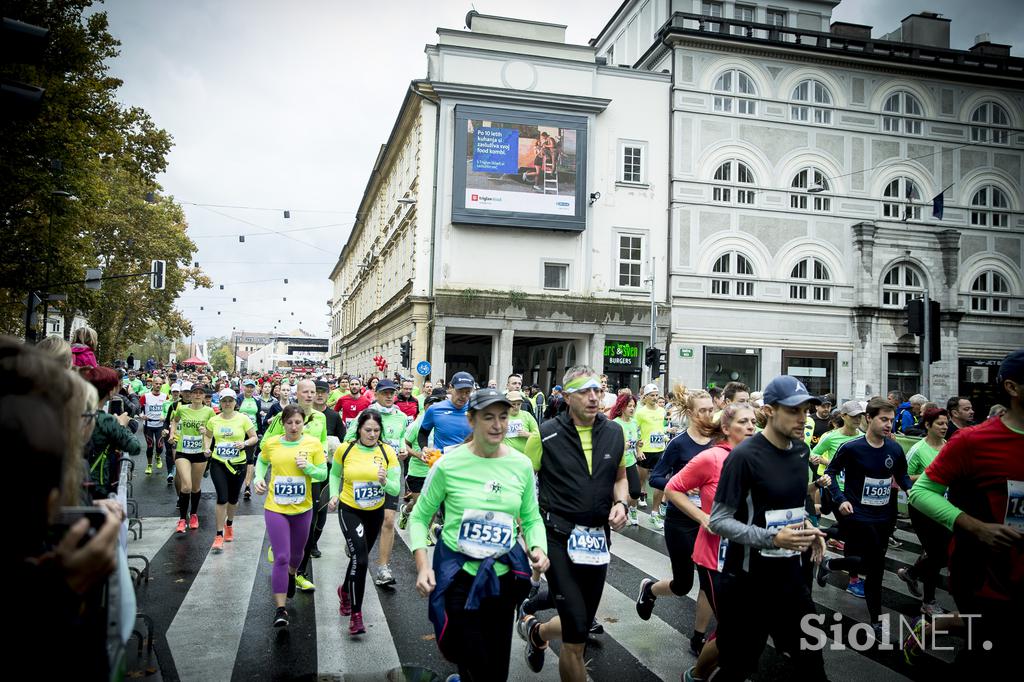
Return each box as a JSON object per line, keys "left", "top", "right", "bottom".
{"left": 273, "top": 476, "right": 306, "bottom": 506}
{"left": 717, "top": 537, "right": 729, "bottom": 572}
{"left": 214, "top": 444, "right": 239, "bottom": 460}
{"left": 761, "top": 507, "right": 805, "bottom": 558}
{"left": 862, "top": 476, "right": 892, "bottom": 506}
{"left": 688, "top": 492, "right": 703, "bottom": 508}
{"left": 1006, "top": 480, "right": 1024, "bottom": 530}
{"left": 648, "top": 433, "right": 666, "bottom": 447}
{"left": 506, "top": 420, "right": 524, "bottom": 438}
{"left": 568, "top": 525, "right": 610, "bottom": 565}
{"left": 457, "top": 509, "right": 514, "bottom": 559}
{"left": 352, "top": 481, "right": 384, "bottom": 509}
{"left": 180, "top": 435, "right": 203, "bottom": 454}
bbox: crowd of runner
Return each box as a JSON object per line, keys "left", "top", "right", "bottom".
{"left": 9, "top": 328, "right": 1022, "bottom": 681}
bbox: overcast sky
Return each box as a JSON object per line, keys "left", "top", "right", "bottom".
{"left": 98, "top": 0, "right": 1021, "bottom": 344}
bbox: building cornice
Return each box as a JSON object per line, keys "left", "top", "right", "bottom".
{"left": 429, "top": 81, "right": 611, "bottom": 113}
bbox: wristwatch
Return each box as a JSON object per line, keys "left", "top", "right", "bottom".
{"left": 615, "top": 500, "right": 630, "bottom": 515}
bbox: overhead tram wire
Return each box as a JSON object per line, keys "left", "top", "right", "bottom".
{"left": 190, "top": 204, "right": 337, "bottom": 253}
{"left": 189, "top": 221, "right": 349, "bottom": 239}
{"left": 181, "top": 201, "right": 356, "bottom": 215}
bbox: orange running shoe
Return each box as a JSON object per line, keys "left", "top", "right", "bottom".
{"left": 189, "top": 514, "right": 199, "bottom": 530}
{"left": 224, "top": 524, "right": 235, "bottom": 542}
{"left": 212, "top": 535, "right": 225, "bottom": 552}
{"left": 175, "top": 519, "right": 187, "bottom": 534}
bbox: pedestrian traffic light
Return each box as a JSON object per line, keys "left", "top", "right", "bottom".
{"left": 904, "top": 298, "right": 940, "bottom": 363}
{"left": 400, "top": 340, "right": 412, "bottom": 368}
{"left": 151, "top": 260, "right": 165, "bottom": 290}
{"left": 645, "top": 347, "right": 666, "bottom": 380}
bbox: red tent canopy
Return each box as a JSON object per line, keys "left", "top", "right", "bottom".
{"left": 182, "top": 356, "right": 208, "bottom": 366}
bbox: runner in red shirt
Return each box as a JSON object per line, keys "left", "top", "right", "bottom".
{"left": 909, "top": 349, "right": 1024, "bottom": 673}
{"left": 334, "top": 376, "right": 372, "bottom": 424}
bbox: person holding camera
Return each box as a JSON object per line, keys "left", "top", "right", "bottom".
{"left": 81, "top": 366, "right": 141, "bottom": 498}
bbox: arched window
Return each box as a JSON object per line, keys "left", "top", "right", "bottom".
{"left": 790, "top": 79, "right": 833, "bottom": 125}
{"left": 882, "top": 91, "right": 923, "bottom": 135}
{"left": 712, "top": 160, "right": 755, "bottom": 205}
{"left": 789, "top": 257, "right": 832, "bottom": 302}
{"left": 713, "top": 69, "right": 757, "bottom": 116}
{"left": 881, "top": 262, "right": 925, "bottom": 308}
{"left": 883, "top": 176, "right": 922, "bottom": 220}
{"left": 970, "top": 185, "right": 1010, "bottom": 227}
{"left": 970, "top": 270, "right": 1010, "bottom": 314}
{"left": 790, "top": 168, "right": 831, "bottom": 212}
{"left": 970, "top": 102, "right": 1010, "bottom": 145}
{"left": 711, "top": 251, "right": 755, "bottom": 297}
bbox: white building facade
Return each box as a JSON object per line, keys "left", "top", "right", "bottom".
{"left": 591, "top": 0, "right": 1024, "bottom": 412}
{"left": 330, "top": 13, "right": 671, "bottom": 393}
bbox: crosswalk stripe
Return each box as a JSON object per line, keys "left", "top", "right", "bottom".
{"left": 164, "top": 515, "right": 265, "bottom": 682}
{"left": 314, "top": 518, "right": 402, "bottom": 676}
{"left": 128, "top": 517, "right": 183, "bottom": 560}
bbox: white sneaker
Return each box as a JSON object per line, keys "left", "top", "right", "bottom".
{"left": 374, "top": 564, "right": 396, "bottom": 586}
{"left": 638, "top": 497, "right": 648, "bottom": 509}
{"left": 651, "top": 514, "right": 665, "bottom": 530}
{"left": 628, "top": 508, "right": 639, "bottom": 526}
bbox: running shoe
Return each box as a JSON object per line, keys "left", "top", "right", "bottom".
{"left": 846, "top": 580, "right": 865, "bottom": 598}
{"left": 398, "top": 503, "right": 410, "bottom": 530}
{"left": 310, "top": 545, "right": 321, "bottom": 559}
{"left": 338, "top": 586, "right": 352, "bottom": 616}
{"left": 689, "top": 632, "right": 705, "bottom": 657}
{"left": 516, "top": 600, "right": 531, "bottom": 640}
{"left": 628, "top": 507, "right": 639, "bottom": 526}
{"left": 295, "top": 575, "right": 315, "bottom": 592}
{"left": 683, "top": 666, "right": 700, "bottom": 682}
{"left": 145, "top": 464, "right": 153, "bottom": 476}
{"left": 826, "top": 538, "right": 844, "bottom": 552}
{"left": 589, "top": 618, "right": 604, "bottom": 635}
{"left": 155, "top": 456, "right": 163, "bottom": 470}
{"left": 897, "top": 567, "right": 922, "bottom": 597}
{"left": 287, "top": 573, "right": 296, "bottom": 599}
{"left": 224, "top": 524, "right": 234, "bottom": 542}
{"left": 522, "top": 616, "right": 546, "bottom": 673}
{"left": 244, "top": 486, "right": 251, "bottom": 501}
{"left": 189, "top": 514, "right": 199, "bottom": 530}
{"left": 920, "top": 600, "right": 946, "bottom": 616}
{"left": 374, "top": 564, "right": 396, "bottom": 586}
{"left": 427, "top": 522, "right": 442, "bottom": 547}
{"left": 166, "top": 473, "right": 174, "bottom": 485}
{"left": 816, "top": 558, "right": 831, "bottom": 588}
{"left": 267, "top": 546, "right": 274, "bottom": 563}
{"left": 871, "top": 621, "right": 889, "bottom": 646}
{"left": 349, "top": 612, "right": 365, "bottom": 635}
{"left": 527, "top": 581, "right": 541, "bottom": 602}
{"left": 636, "top": 578, "right": 656, "bottom": 621}
{"left": 445, "top": 676, "right": 460, "bottom": 682}
{"left": 274, "top": 607, "right": 289, "bottom": 628}
{"left": 652, "top": 513, "right": 665, "bottom": 530}
{"left": 638, "top": 495, "right": 648, "bottom": 509}
{"left": 888, "top": 536, "right": 902, "bottom": 549}
{"left": 176, "top": 519, "right": 187, "bottom": 534}
{"left": 902, "top": 616, "right": 926, "bottom": 666}
{"left": 212, "top": 535, "right": 225, "bottom": 552}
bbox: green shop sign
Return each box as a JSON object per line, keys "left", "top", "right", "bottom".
{"left": 604, "top": 341, "right": 642, "bottom": 368}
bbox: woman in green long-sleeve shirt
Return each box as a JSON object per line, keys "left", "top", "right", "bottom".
{"left": 327, "top": 410, "right": 401, "bottom": 636}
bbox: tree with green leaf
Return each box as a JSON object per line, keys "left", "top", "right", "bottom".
{"left": 0, "top": 0, "right": 208, "bottom": 360}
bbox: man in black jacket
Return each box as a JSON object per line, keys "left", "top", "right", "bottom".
{"left": 518, "top": 365, "right": 629, "bottom": 680}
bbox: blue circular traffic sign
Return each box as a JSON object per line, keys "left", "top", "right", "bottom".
{"left": 416, "top": 361, "right": 431, "bottom": 376}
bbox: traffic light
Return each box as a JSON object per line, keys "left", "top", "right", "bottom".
{"left": 400, "top": 340, "right": 412, "bottom": 368}
{"left": 2, "top": 18, "right": 49, "bottom": 120}
{"left": 645, "top": 347, "right": 666, "bottom": 380}
{"left": 904, "top": 299, "right": 940, "bottom": 362}
{"left": 151, "top": 260, "right": 165, "bottom": 290}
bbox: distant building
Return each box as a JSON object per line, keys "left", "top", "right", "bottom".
{"left": 246, "top": 333, "right": 329, "bottom": 374}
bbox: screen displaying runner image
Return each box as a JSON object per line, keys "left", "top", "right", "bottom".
{"left": 452, "top": 106, "right": 587, "bottom": 231}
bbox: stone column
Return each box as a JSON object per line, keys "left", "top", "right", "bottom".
{"left": 497, "top": 328, "right": 515, "bottom": 387}
{"left": 430, "top": 323, "right": 446, "bottom": 384}
{"left": 590, "top": 331, "right": 606, "bottom": 374}
{"left": 851, "top": 221, "right": 877, "bottom": 308}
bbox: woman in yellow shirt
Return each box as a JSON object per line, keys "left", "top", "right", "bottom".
{"left": 328, "top": 410, "right": 401, "bottom": 636}
{"left": 254, "top": 404, "right": 327, "bottom": 628}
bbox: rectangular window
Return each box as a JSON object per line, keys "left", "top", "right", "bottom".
{"left": 792, "top": 105, "right": 809, "bottom": 121}
{"left": 543, "top": 262, "right": 568, "bottom": 290}
{"left": 617, "top": 234, "right": 644, "bottom": 288}
{"left": 767, "top": 9, "right": 786, "bottom": 26}
{"left": 714, "top": 95, "right": 732, "bottom": 112}
{"left": 713, "top": 186, "right": 731, "bottom": 202}
{"left": 620, "top": 143, "right": 644, "bottom": 184}
{"left": 711, "top": 279, "right": 730, "bottom": 296}
{"left": 737, "top": 189, "right": 755, "bottom": 204}
{"left": 702, "top": 1, "right": 723, "bottom": 31}
{"left": 733, "top": 4, "right": 754, "bottom": 34}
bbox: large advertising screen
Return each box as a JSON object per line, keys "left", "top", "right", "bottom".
{"left": 452, "top": 106, "right": 588, "bottom": 231}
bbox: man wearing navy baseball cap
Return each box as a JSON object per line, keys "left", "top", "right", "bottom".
{"left": 417, "top": 371, "right": 474, "bottom": 454}
{"left": 703, "top": 376, "right": 828, "bottom": 682}
{"left": 909, "top": 349, "right": 1024, "bottom": 674}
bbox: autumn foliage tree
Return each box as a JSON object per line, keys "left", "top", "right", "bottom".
{"left": 0, "top": 0, "right": 208, "bottom": 360}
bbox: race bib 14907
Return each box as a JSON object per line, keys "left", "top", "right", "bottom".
{"left": 567, "top": 525, "right": 610, "bottom": 566}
